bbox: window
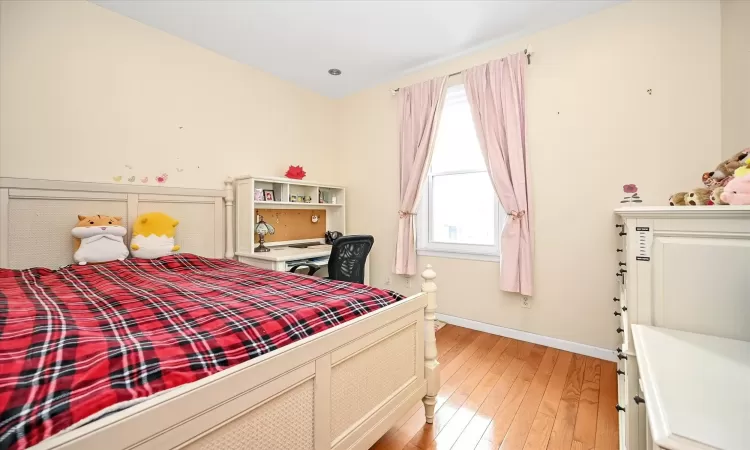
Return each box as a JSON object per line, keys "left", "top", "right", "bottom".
{"left": 417, "top": 84, "right": 503, "bottom": 261}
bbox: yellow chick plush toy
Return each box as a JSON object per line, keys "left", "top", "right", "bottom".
{"left": 130, "top": 212, "right": 181, "bottom": 259}
{"left": 733, "top": 162, "right": 750, "bottom": 179}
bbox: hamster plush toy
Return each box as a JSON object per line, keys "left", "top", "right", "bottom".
{"left": 72, "top": 215, "right": 129, "bottom": 265}
{"left": 130, "top": 212, "right": 181, "bottom": 259}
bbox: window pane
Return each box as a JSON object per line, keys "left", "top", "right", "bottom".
{"left": 431, "top": 172, "right": 495, "bottom": 245}
{"left": 430, "top": 85, "right": 486, "bottom": 174}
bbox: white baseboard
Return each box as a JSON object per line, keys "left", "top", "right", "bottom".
{"left": 436, "top": 313, "right": 617, "bottom": 362}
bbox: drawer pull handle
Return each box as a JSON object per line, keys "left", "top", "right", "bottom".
{"left": 619, "top": 231, "right": 627, "bottom": 236}
{"left": 634, "top": 395, "right": 645, "bottom": 404}
{"left": 622, "top": 306, "right": 628, "bottom": 311}
{"left": 615, "top": 404, "right": 626, "bottom": 412}
{"left": 616, "top": 347, "right": 622, "bottom": 352}
{"left": 616, "top": 327, "right": 624, "bottom": 333}
{"left": 613, "top": 297, "right": 620, "bottom": 302}
{"left": 617, "top": 248, "right": 623, "bottom": 252}
{"left": 619, "top": 269, "right": 628, "bottom": 274}
{"left": 615, "top": 224, "right": 625, "bottom": 230}
{"left": 616, "top": 273, "right": 624, "bottom": 279}
{"left": 617, "top": 370, "right": 625, "bottom": 375}
{"left": 618, "top": 262, "right": 627, "bottom": 267}
{"left": 617, "top": 353, "right": 628, "bottom": 360}
{"left": 614, "top": 311, "right": 622, "bottom": 316}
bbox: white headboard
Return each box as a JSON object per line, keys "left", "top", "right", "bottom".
{"left": 0, "top": 177, "right": 235, "bottom": 269}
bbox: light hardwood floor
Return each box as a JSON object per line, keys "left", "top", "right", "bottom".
{"left": 370, "top": 325, "right": 618, "bottom": 450}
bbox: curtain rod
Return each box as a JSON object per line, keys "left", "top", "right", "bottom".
{"left": 391, "top": 48, "right": 532, "bottom": 95}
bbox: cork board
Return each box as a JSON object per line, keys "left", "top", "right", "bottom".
{"left": 254, "top": 209, "right": 327, "bottom": 243}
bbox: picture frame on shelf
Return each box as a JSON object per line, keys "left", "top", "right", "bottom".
{"left": 254, "top": 189, "right": 263, "bottom": 201}
{"left": 263, "top": 190, "right": 275, "bottom": 202}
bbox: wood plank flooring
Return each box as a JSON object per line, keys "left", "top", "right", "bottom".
{"left": 370, "top": 325, "right": 618, "bottom": 450}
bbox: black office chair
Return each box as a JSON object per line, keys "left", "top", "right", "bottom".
{"left": 289, "top": 235, "right": 374, "bottom": 284}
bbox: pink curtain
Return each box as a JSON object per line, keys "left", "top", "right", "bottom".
{"left": 393, "top": 76, "right": 448, "bottom": 275}
{"left": 464, "top": 53, "right": 533, "bottom": 295}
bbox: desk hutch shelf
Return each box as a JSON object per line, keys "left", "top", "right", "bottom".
{"left": 234, "top": 176, "right": 346, "bottom": 255}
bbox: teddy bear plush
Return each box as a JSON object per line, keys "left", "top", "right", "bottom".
{"left": 684, "top": 188, "right": 712, "bottom": 205}
{"left": 72, "top": 215, "right": 129, "bottom": 265}
{"left": 668, "top": 192, "right": 688, "bottom": 206}
{"left": 720, "top": 174, "right": 750, "bottom": 205}
{"left": 710, "top": 186, "right": 728, "bottom": 205}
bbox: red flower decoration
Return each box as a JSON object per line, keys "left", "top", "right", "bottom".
{"left": 285, "top": 165, "right": 306, "bottom": 180}
{"left": 623, "top": 184, "right": 638, "bottom": 194}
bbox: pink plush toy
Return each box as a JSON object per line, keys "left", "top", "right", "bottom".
{"left": 720, "top": 174, "right": 750, "bottom": 205}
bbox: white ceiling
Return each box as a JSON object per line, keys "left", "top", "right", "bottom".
{"left": 93, "top": 0, "right": 622, "bottom": 98}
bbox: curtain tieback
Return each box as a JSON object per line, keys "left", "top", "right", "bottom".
{"left": 509, "top": 210, "right": 526, "bottom": 220}
{"left": 398, "top": 211, "right": 416, "bottom": 218}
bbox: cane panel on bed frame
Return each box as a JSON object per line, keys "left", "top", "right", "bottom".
{"left": 0, "top": 177, "right": 439, "bottom": 450}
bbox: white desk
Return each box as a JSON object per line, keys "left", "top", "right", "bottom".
{"left": 236, "top": 244, "right": 370, "bottom": 284}
{"left": 632, "top": 325, "right": 750, "bottom": 450}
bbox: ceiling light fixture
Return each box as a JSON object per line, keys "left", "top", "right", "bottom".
{"left": 328, "top": 68, "right": 342, "bottom": 76}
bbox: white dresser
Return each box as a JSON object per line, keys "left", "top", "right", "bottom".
{"left": 614, "top": 206, "right": 750, "bottom": 450}
{"left": 632, "top": 325, "right": 750, "bottom": 450}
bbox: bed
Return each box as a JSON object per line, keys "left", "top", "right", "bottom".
{"left": 0, "top": 177, "right": 439, "bottom": 450}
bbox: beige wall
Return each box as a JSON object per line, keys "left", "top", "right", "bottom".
{"left": 721, "top": 0, "right": 750, "bottom": 158}
{"left": 0, "top": 1, "right": 338, "bottom": 189}
{"left": 0, "top": 0, "right": 724, "bottom": 350}
{"left": 338, "top": 0, "right": 721, "bottom": 349}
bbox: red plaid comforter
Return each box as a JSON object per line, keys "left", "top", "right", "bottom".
{"left": 0, "top": 254, "right": 403, "bottom": 449}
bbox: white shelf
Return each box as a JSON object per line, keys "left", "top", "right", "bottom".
{"left": 255, "top": 201, "right": 342, "bottom": 207}
{"left": 234, "top": 176, "right": 346, "bottom": 256}
{"left": 234, "top": 175, "right": 344, "bottom": 189}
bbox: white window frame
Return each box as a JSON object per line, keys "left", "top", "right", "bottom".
{"left": 416, "top": 163, "right": 503, "bottom": 263}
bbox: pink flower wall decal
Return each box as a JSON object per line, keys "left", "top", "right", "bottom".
{"left": 156, "top": 173, "right": 168, "bottom": 184}
{"left": 621, "top": 183, "right": 642, "bottom": 204}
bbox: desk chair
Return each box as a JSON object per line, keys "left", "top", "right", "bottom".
{"left": 289, "top": 235, "right": 374, "bottom": 284}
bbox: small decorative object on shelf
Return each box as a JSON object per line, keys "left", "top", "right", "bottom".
{"left": 304, "top": 195, "right": 312, "bottom": 203}
{"left": 254, "top": 189, "right": 263, "bottom": 201}
{"left": 263, "top": 190, "right": 275, "bottom": 202}
{"left": 254, "top": 215, "right": 275, "bottom": 252}
{"left": 621, "top": 184, "right": 642, "bottom": 204}
{"left": 290, "top": 195, "right": 298, "bottom": 202}
{"left": 319, "top": 190, "right": 325, "bottom": 204}
{"left": 285, "top": 165, "right": 306, "bottom": 180}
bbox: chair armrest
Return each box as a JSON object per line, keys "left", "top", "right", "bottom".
{"left": 288, "top": 263, "right": 321, "bottom": 276}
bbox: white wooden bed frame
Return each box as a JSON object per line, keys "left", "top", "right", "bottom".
{"left": 0, "top": 177, "right": 439, "bottom": 450}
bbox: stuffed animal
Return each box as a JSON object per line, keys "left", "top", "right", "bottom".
{"left": 710, "top": 186, "right": 728, "bottom": 205}
{"left": 72, "top": 215, "right": 129, "bottom": 265}
{"left": 733, "top": 161, "right": 750, "bottom": 179}
{"left": 685, "top": 188, "right": 712, "bottom": 205}
{"left": 702, "top": 150, "right": 750, "bottom": 188}
{"left": 130, "top": 212, "right": 180, "bottom": 259}
{"left": 669, "top": 192, "right": 688, "bottom": 206}
{"left": 720, "top": 174, "right": 750, "bottom": 205}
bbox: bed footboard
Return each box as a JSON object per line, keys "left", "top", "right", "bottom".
{"left": 34, "top": 267, "right": 438, "bottom": 450}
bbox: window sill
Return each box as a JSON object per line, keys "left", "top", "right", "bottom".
{"left": 417, "top": 249, "right": 501, "bottom": 262}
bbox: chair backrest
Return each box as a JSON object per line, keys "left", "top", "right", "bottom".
{"left": 328, "top": 235, "right": 374, "bottom": 284}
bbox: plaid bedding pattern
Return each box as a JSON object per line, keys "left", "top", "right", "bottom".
{"left": 0, "top": 254, "right": 403, "bottom": 449}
